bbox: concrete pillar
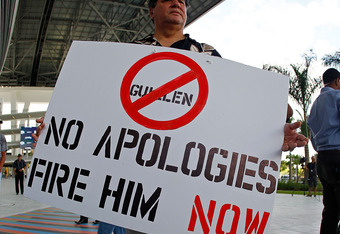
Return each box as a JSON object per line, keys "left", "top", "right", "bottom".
{"left": 10, "top": 90, "right": 17, "bottom": 114}
{"left": 0, "top": 97, "right": 3, "bottom": 115}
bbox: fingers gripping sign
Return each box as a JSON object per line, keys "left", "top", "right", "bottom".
{"left": 282, "top": 122, "right": 309, "bottom": 152}
{"left": 32, "top": 117, "right": 45, "bottom": 148}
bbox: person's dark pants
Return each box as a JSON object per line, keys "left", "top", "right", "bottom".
{"left": 317, "top": 151, "right": 340, "bottom": 234}
{"left": 15, "top": 172, "right": 24, "bottom": 194}
{"left": 98, "top": 222, "right": 126, "bottom": 234}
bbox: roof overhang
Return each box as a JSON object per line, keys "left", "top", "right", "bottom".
{"left": 0, "top": 0, "right": 224, "bottom": 87}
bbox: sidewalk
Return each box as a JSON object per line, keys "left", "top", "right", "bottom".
{"left": 270, "top": 192, "right": 322, "bottom": 233}
{"left": 0, "top": 176, "right": 323, "bottom": 233}
{"left": 0, "top": 176, "right": 48, "bottom": 218}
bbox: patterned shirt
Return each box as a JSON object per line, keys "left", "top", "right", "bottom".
{"left": 0, "top": 134, "right": 8, "bottom": 160}
{"left": 134, "top": 34, "right": 221, "bottom": 57}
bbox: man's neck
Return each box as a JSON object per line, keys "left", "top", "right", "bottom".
{"left": 326, "top": 83, "right": 340, "bottom": 90}
{"left": 153, "top": 27, "right": 185, "bottom": 47}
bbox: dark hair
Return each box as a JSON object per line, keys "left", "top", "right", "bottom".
{"left": 148, "top": 0, "right": 190, "bottom": 8}
{"left": 323, "top": 68, "right": 340, "bottom": 85}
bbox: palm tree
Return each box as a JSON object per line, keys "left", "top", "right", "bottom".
{"left": 322, "top": 50, "right": 340, "bottom": 68}
{"left": 285, "top": 154, "right": 302, "bottom": 182}
{"left": 263, "top": 50, "right": 322, "bottom": 178}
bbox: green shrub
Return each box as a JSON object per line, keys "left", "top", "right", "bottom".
{"left": 277, "top": 180, "right": 322, "bottom": 192}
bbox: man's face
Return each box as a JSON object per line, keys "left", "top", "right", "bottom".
{"left": 150, "top": 0, "right": 187, "bottom": 28}
{"left": 18, "top": 156, "right": 22, "bottom": 161}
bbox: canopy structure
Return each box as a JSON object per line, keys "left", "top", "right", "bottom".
{"left": 0, "top": 0, "right": 224, "bottom": 87}
{"left": 0, "top": 0, "right": 19, "bottom": 74}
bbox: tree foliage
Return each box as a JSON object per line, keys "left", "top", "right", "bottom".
{"left": 322, "top": 50, "right": 340, "bottom": 68}
{"left": 263, "top": 50, "right": 322, "bottom": 121}
{"left": 284, "top": 154, "right": 304, "bottom": 182}
{"left": 295, "top": 110, "right": 310, "bottom": 137}
{"left": 263, "top": 50, "right": 322, "bottom": 180}
{"left": 280, "top": 160, "right": 289, "bottom": 172}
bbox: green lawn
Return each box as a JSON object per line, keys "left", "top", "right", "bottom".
{"left": 277, "top": 190, "right": 323, "bottom": 195}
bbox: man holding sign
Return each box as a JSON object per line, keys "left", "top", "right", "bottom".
{"left": 32, "top": 0, "right": 307, "bottom": 233}
{"left": 33, "top": 1, "right": 307, "bottom": 156}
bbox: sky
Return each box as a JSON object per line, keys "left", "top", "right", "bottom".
{"left": 186, "top": 0, "right": 340, "bottom": 69}
{"left": 185, "top": 0, "right": 340, "bottom": 159}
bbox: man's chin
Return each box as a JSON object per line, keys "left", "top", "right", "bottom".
{"left": 165, "top": 18, "right": 186, "bottom": 26}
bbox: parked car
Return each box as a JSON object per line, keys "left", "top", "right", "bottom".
{"left": 279, "top": 175, "right": 296, "bottom": 182}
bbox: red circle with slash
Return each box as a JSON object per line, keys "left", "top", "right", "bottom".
{"left": 120, "top": 52, "right": 208, "bottom": 130}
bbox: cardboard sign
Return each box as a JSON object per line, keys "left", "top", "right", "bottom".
{"left": 25, "top": 41, "right": 288, "bottom": 234}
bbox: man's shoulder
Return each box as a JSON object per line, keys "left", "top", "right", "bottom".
{"left": 321, "top": 87, "right": 340, "bottom": 96}
{"left": 318, "top": 87, "right": 340, "bottom": 106}
{"left": 198, "top": 42, "right": 215, "bottom": 51}
{"left": 186, "top": 35, "right": 221, "bottom": 57}
{"left": 311, "top": 87, "right": 340, "bottom": 109}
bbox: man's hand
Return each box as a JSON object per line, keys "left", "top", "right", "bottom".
{"left": 32, "top": 117, "right": 45, "bottom": 147}
{"left": 282, "top": 122, "right": 308, "bottom": 151}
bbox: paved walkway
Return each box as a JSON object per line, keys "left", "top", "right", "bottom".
{"left": 270, "top": 192, "right": 323, "bottom": 233}
{"left": 0, "top": 207, "right": 98, "bottom": 233}
{"left": 0, "top": 176, "right": 323, "bottom": 233}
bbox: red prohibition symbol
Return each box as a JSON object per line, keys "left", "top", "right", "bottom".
{"left": 120, "top": 52, "right": 208, "bottom": 130}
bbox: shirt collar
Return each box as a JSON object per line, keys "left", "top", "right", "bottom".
{"left": 321, "top": 86, "right": 334, "bottom": 92}
{"left": 146, "top": 34, "right": 191, "bottom": 46}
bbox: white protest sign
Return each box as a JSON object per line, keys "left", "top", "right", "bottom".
{"left": 25, "top": 41, "right": 288, "bottom": 234}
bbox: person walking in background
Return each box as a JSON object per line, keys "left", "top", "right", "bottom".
{"left": 308, "top": 68, "right": 340, "bottom": 234}
{"left": 0, "top": 119, "right": 8, "bottom": 194}
{"left": 13, "top": 154, "right": 26, "bottom": 195}
{"left": 305, "top": 155, "right": 318, "bottom": 197}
